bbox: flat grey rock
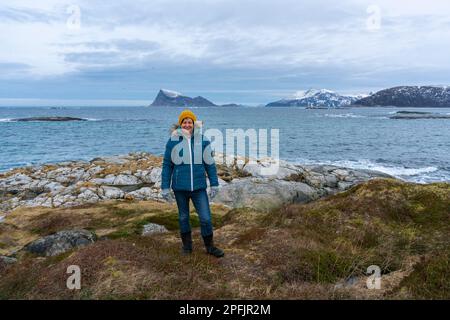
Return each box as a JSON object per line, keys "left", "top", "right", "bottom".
{"left": 24, "top": 229, "right": 96, "bottom": 257}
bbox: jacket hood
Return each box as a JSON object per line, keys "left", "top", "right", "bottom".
{"left": 170, "top": 121, "right": 203, "bottom": 137}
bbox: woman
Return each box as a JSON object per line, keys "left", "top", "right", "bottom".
{"left": 160, "top": 109, "right": 224, "bottom": 258}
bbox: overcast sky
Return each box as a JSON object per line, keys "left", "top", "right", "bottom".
{"left": 1, "top": 0, "right": 450, "bottom": 105}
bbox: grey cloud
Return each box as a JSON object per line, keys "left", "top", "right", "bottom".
{"left": 0, "top": 63, "right": 32, "bottom": 78}
{"left": 113, "top": 39, "right": 160, "bottom": 51}
{"left": 63, "top": 51, "right": 122, "bottom": 64}
{"left": 0, "top": 62, "right": 32, "bottom": 71}
{"left": 1, "top": 0, "right": 450, "bottom": 101}
{"left": 0, "top": 6, "right": 60, "bottom": 23}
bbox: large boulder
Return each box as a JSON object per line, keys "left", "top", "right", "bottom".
{"left": 99, "top": 186, "right": 125, "bottom": 199}
{"left": 242, "top": 159, "right": 300, "bottom": 179}
{"left": 112, "top": 174, "right": 141, "bottom": 185}
{"left": 24, "top": 229, "right": 96, "bottom": 257}
{"left": 213, "top": 177, "right": 319, "bottom": 210}
{"left": 127, "top": 187, "right": 159, "bottom": 200}
{"left": 77, "top": 188, "right": 100, "bottom": 203}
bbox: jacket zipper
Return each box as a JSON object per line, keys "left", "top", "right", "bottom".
{"left": 188, "top": 136, "right": 193, "bottom": 191}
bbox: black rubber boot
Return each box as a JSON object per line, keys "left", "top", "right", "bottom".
{"left": 180, "top": 231, "right": 192, "bottom": 255}
{"left": 202, "top": 234, "right": 224, "bottom": 258}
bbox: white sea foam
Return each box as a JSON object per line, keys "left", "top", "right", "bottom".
{"left": 0, "top": 118, "right": 13, "bottom": 122}
{"left": 291, "top": 158, "right": 440, "bottom": 182}
{"left": 329, "top": 160, "right": 438, "bottom": 177}
{"left": 324, "top": 113, "right": 366, "bottom": 118}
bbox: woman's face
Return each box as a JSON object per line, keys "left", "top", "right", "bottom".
{"left": 181, "top": 118, "right": 194, "bottom": 134}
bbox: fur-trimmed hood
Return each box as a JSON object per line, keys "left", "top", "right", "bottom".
{"left": 169, "top": 120, "right": 203, "bottom": 137}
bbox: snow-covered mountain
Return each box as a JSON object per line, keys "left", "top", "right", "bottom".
{"left": 353, "top": 86, "right": 450, "bottom": 107}
{"left": 265, "top": 89, "right": 365, "bottom": 108}
{"left": 149, "top": 89, "right": 216, "bottom": 107}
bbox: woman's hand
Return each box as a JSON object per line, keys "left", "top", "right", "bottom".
{"left": 209, "top": 186, "right": 220, "bottom": 199}
{"left": 161, "top": 189, "right": 174, "bottom": 202}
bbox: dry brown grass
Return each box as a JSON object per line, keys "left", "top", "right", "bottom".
{"left": 0, "top": 199, "right": 230, "bottom": 256}
{"left": 97, "top": 156, "right": 163, "bottom": 177}
{"left": 0, "top": 167, "right": 34, "bottom": 179}
{"left": 216, "top": 163, "right": 251, "bottom": 182}
{"left": 1, "top": 178, "right": 449, "bottom": 299}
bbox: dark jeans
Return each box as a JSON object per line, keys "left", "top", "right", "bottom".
{"left": 173, "top": 188, "right": 213, "bottom": 237}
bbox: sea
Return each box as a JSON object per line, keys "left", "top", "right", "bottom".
{"left": 0, "top": 106, "right": 449, "bottom": 183}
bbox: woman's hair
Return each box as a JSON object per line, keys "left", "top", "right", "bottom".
{"left": 169, "top": 123, "right": 180, "bottom": 135}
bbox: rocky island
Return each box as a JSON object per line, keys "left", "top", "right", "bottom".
{"left": 390, "top": 111, "right": 450, "bottom": 119}
{"left": 149, "top": 89, "right": 247, "bottom": 107}
{"left": 12, "top": 116, "right": 87, "bottom": 122}
{"left": 354, "top": 86, "right": 450, "bottom": 108}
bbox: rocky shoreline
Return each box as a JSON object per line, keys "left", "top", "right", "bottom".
{"left": 0, "top": 151, "right": 393, "bottom": 216}
{"left": 1, "top": 152, "right": 448, "bottom": 299}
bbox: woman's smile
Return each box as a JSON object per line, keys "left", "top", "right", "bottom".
{"left": 181, "top": 118, "right": 194, "bottom": 135}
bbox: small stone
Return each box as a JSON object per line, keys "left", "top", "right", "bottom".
{"left": 0, "top": 255, "right": 17, "bottom": 264}
{"left": 141, "top": 223, "right": 168, "bottom": 236}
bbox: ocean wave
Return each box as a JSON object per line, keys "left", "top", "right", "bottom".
{"left": 324, "top": 113, "right": 366, "bottom": 118}
{"left": 291, "top": 158, "right": 440, "bottom": 180}
{"left": 1, "top": 117, "right": 157, "bottom": 122}
{"left": 1, "top": 117, "right": 99, "bottom": 122}
{"left": 86, "top": 118, "right": 151, "bottom": 122}
{"left": 330, "top": 160, "right": 438, "bottom": 177}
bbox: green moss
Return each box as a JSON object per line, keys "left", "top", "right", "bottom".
{"left": 0, "top": 258, "right": 40, "bottom": 299}
{"left": 398, "top": 250, "right": 450, "bottom": 299}
{"left": 87, "top": 217, "right": 118, "bottom": 230}
{"left": 43, "top": 251, "right": 74, "bottom": 266}
{"left": 79, "top": 288, "right": 94, "bottom": 300}
{"left": 407, "top": 191, "right": 449, "bottom": 226}
{"left": 104, "top": 211, "right": 227, "bottom": 240}
{"left": 277, "top": 249, "right": 359, "bottom": 284}
{"left": 360, "top": 229, "right": 380, "bottom": 248}
{"left": 89, "top": 205, "right": 226, "bottom": 240}
{"left": 109, "top": 206, "right": 149, "bottom": 218}
{"left": 135, "top": 214, "right": 200, "bottom": 231}
{"left": 105, "top": 229, "right": 134, "bottom": 240}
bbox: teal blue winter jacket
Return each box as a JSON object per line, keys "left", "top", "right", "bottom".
{"left": 161, "top": 128, "right": 219, "bottom": 191}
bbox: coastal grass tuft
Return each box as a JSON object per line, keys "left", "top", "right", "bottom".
{"left": 396, "top": 249, "right": 450, "bottom": 299}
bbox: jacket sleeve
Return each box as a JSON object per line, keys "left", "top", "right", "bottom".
{"left": 161, "top": 139, "right": 174, "bottom": 190}
{"left": 203, "top": 139, "right": 219, "bottom": 187}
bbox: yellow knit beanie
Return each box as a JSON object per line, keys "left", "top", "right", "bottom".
{"left": 178, "top": 109, "right": 197, "bottom": 125}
